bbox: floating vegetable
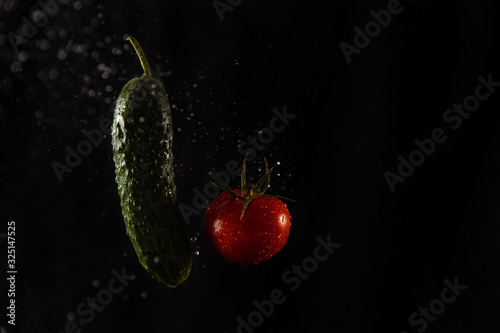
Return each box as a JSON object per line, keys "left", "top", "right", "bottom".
{"left": 112, "top": 36, "right": 191, "bottom": 287}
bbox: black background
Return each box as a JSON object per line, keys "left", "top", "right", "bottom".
{"left": 1, "top": 0, "right": 500, "bottom": 332}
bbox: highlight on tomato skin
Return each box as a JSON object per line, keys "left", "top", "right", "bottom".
{"left": 205, "top": 190, "right": 292, "bottom": 264}
{"left": 203, "top": 154, "right": 295, "bottom": 265}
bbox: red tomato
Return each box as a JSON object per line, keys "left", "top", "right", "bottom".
{"left": 205, "top": 190, "right": 291, "bottom": 264}
{"left": 204, "top": 155, "right": 294, "bottom": 265}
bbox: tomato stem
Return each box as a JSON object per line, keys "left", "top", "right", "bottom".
{"left": 211, "top": 154, "right": 296, "bottom": 220}
{"left": 127, "top": 36, "right": 152, "bottom": 77}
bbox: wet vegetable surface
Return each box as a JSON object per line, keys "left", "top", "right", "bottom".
{"left": 205, "top": 155, "right": 294, "bottom": 264}
{"left": 112, "top": 37, "right": 191, "bottom": 287}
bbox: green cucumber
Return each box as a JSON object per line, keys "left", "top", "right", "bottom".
{"left": 111, "top": 36, "right": 191, "bottom": 287}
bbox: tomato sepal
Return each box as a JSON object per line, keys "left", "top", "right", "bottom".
{"left": 211, "top": 153, "right": 296, "bottom": 220}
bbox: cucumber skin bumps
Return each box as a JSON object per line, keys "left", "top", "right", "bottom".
{"left": 111, "top": 36, "right": 191, "bottom": 287}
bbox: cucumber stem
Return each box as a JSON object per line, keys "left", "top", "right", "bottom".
{"left": 127, "top": 36, "right": 152, "bottom": 77}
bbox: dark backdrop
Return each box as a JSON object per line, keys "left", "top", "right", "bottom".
{"left": 1, "top": 0, "right": 499, "bottom": 332}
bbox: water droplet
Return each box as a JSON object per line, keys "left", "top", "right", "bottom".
{"left": 140, "top": 292, "right": 148, "bottom": 298}
{"left": 92, "top": 279, "right": 100, "bottom": 287}
{"left": 74, "top": 1, "right": 83, "bottom": 10}
{"left": 195, "top": 251, "right": 200, "bottom": 255}
{"left": 11, "top": 62, "right": 22, "bottom": 73}
{"left": 190, "top": 236, "right": 197, "bottom": 242}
